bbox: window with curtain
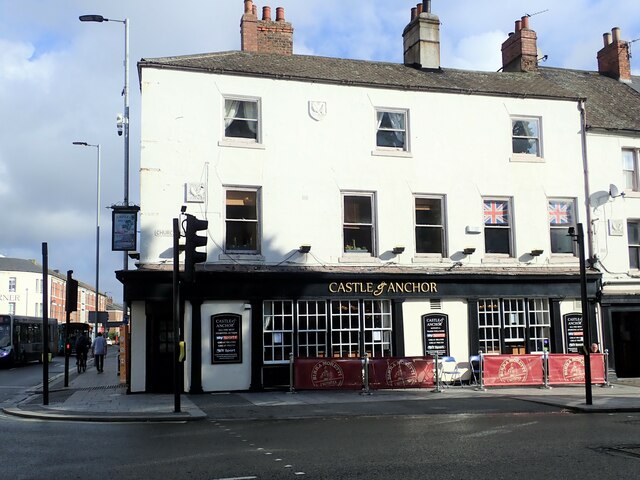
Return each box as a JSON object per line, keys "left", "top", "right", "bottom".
{"left": 225, "top": 188, "right": 260, "bottom": 253}
{"left": 629, "top": 220, "right": 640, "bottom": 270}
{"left": 622, "top": 149, "right": 639, "bottom": 191}
{"left": 512, "top": 117, "right": 541, "bottom": 156}
{"left": 224, "top": 98, "right": 259, "bottom": 141}
{"left": 8, "top": 277, "right": 16, "bottom": 292}
{"left": 483, "top": 198, "right": 512, "bottom": 255}
{"left": 415, "top": 196, "right": 446, "bottom": 255}
{"left": 376, "top": 109, "right": 408, "bottom": 151}
{"left": 548, "top": 198, "right": 576, "bottom": 254}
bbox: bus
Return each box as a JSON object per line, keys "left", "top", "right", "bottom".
{"left": 57, "top": 322, "right": 91, "bottom": 355}
{"left": 0, "top": 315, "right": 58, "bottom": 367}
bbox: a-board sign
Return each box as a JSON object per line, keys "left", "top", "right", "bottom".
{"left": 422, "top": 313, "right": 449, "bottom": 357}
{"left": 563, "top": 313, "right": 584, "bottom": 354}
{"left": 211, "top": 314, "right": 242, "bottom": 364}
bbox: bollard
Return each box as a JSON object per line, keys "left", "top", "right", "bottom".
{"left": 603, "top": 349, "right": 613, "bottom": 388}
{"left": 475, "top": 350, "right": 487, "bottom": 392}
{"left": 542, "top": 351, "right": 552, "bottom": 389}
{"left": 288, "top": 352, "right": 296, "bottom": 394}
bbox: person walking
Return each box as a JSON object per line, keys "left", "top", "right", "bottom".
{"left": 75, "top": 332, "right": 91, "bottom": 370}
{"left": 92, "top": 332, "right": 107, "bottom": 373}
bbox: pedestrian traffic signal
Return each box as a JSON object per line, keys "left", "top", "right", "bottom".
{"left": 184, "top": 213, "right": 208, "bottom": 282}
{"left": 65, "top": 342, "right": 72, "bottom": 355}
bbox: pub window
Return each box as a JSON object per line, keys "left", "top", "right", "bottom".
{"left": 548, "top": 198, "right": 576, "bottom": 255}
{"left": 8, "top": 277, "right": 16, "bottom": 293}
{"left": 415, "top": 195, "right": 446, "bottom": 256}
{"left": 297, "top": 300, "right": 328, "bottom": 358}
{"left": 477, "top": 298, "right": 551, "bottom": 354}
{"left": 223, "top": 97, "right": 260, "bottom": 142}
{"left": 483, "top": 198, "right": 513, "bottom": 256}
{"left": 343, "top": 193, "right": 376, "bottom": 255}
{"left": 225, "top": 188, "right": 260, "bottom": 253}
{"left": 263, "top": 300, "right": 293, "bottom": 364}
{"left": 629, "top": 220, "right": 640, "bottom": 269}
{"left": 363, "top": 300, "right": 393, "bottom": 357}
{"left": 330, "top": 300, "right": 361, "bottom": 357}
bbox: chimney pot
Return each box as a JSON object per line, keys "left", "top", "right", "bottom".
{"left": 521, "top": 16, "right": 529, "bottom": 29}
{"left": 603, "top": 32, "right": 612, "bottom": 46}
{"left": 411, "top": 7, "right": 417, "bottom": 21}
{"left": 244, "top": 0, "right": 253, "bottom": 14}
{"left": 262, "top": 6, "right": 271, "bottom": 21}
{"left": 276, "top": 7, "right": 285, "bottom": 21}
{"left": 423, "top": 0, "right": 431, "bottom": 14}
{"left": 252, "top": 4, "right": 257, "bottom": 15}
{"left": 416, "top": 3, "right": 423, "bottom": 15}
{"left": 612, "top": 27, "right": 621, "bottom": 42}
{"left": 515, "top": 20, "right": 522, "bottom": 32}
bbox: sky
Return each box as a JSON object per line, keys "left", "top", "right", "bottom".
{"left": 1, "top": 0, "right": 639, "bottom": 304}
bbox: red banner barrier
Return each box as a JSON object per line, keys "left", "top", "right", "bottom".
{"left": 294, "top": 358, "right": 363, "bottom": 390}
{"left": 482, "top": 354, "right": 544, "bottom": 387}
{"left": 368, "top": 357, "right": 435, "bottom": 389}
{"left": 547, "top": 354, "right": 606, "bottom": 385}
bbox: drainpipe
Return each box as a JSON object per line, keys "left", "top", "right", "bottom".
{"left": 579, "top": 99, "right": 595, "bottom": 262}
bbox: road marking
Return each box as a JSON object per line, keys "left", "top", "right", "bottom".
{"left": 211, "top": 477, "right": 257, "bottom": 480}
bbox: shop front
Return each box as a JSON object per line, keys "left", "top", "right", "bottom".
{"left": 119, "top": 267, "right": 601, "bottom": 393}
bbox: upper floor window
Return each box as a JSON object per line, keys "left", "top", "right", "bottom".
{"left": 622, "top": 149, "right": 638, "bottom": 191}
{"left": 225, "top": 188, "right": 260, "bottom": 253}
{"left": 343, "top": 193, "right": 376, "bottom": 255}
{"left": 629, "top": 221, "right": 640, "bottom": 270}
{"left": 548, "top": 199, "right": 576, "bottom": 255}
{"left": 8, "top": 277, "right": 16, "bottom": 292}
{"left": 512, "top": 117, "right": 541, "bottom": 157}
{"left": 224, "top": 97, "right": 260, "bottom": 142}
{"left": 415, "top": 196, "right": 446, "bottom": 255}
{"left": 376, "top": 109, "right": 408, "bottom": 151}
{"left": 8, "top": 303, "right": 15, "bottom": 315}
{"left": 483, "top": 198, "right": 513, "bottom": 255}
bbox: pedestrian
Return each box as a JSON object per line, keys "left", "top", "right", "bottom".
{"left": 92, "top": 332, "right": 107, "bottom": 373}
{"left": 590, "top": 342, "right": 599, "bottom": 353}
{"left": 75, "top": 332, "right": 90, "bottom": 367}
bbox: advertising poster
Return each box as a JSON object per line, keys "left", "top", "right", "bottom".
{"left": 422, "top": 314, "right": 449, "bottom": 357}
{"left": 211, "top": 314, "right": 242, "bottom": 364}
{"left": 563, "top": 313, "right": 584, "bottom": 353}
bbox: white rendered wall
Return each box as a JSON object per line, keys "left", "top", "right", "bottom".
{"left": 139, "top": 67, "right": 587, "bottom": 268}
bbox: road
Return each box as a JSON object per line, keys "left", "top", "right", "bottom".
{"left": 0, "top": 357, "right": 69, "bottom": 405}
{"left": 2, "top": 406, "right": 639, "bottom": 479}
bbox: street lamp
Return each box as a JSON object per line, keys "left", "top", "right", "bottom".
{"left": 79, "top": 14, "right": 130, "bottom": 321}
{"left": 73, "top": 141, "right": 101, "bottom": 339}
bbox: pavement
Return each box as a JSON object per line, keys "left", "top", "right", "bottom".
{"left": 3, "top": 354, "right": 640, "bottom": 422}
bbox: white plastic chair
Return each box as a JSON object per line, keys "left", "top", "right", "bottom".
{"left": 440, "top": 356, "right": 463, "bottom": 387}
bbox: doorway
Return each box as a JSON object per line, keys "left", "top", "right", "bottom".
{"left": 612, "top": 312, "right": 640, "bottom": 378}
{"left": 146, "top": 302, "right": 175, "bottom": 393}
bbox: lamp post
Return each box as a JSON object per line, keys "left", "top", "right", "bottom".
{"left": 79, "top": 14, "right": 130, "bottom": 320}
{"left": 73, "top": 142, "right": 101, "bottom": 339}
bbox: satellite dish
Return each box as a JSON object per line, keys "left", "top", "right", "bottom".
{"left": 609, "top": 184, "right": 625, "bottom": 198}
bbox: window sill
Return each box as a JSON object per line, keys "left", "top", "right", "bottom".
{"left": 548, "top": 255, "right": 578, "bottom": 264}
{"left": 371, "top": 149, "right": 412, "bottom": 158}
{"left": 219, "top": 253, "right": 265, "bottom": 261}
{"left": 339, "top": 254, "right": 381, "bottom": 264}
{"left": 510, "top": 153, "right": 544, "bottom": 163}
{"left": 481, "top": 256, "right": 517, "bottom": 264}
{"left": 412, "top": 255, "right": 446, "bottom": 264}
{"left": 218, "top": 139, "right": 265, "bottom": 150}
{"left": 623, "top": 190, "right": 640, "bottom": 199}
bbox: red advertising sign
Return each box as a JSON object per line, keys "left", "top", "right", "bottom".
{"left": 368, "top": 357, "right": 435, "bottom": 389}
{"left": 294, "top": 358, "right": 364, "bottom": 390}
{"left": 482, "top": 354, "right": 544, "bottom": 387}
{"left": 547, "top": 354, "right": 606, "bottom": 385}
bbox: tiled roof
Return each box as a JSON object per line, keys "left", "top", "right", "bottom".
{"left": 139, "top": 51, "right": 640, "bottom": 133}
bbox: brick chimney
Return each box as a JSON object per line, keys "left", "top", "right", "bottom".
{"left": 240, "top": 0, "right": 293, "bottom": 55}
{"left": 403, "top": 1, "right": 441, "bottom": 69}
{"left": 501, "top": 16, "right": 538, "bottom": 72}
{"left": 597, "top": 27, "right": 631, "bottom": 83}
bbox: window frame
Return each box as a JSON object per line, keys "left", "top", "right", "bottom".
{"left": 628, "top": 220, "right": 640, "bottom": 270}
{"left": 374, "top": 108, "right": 409, "bottom": 153}
{"left": 511, "top": 116, "right": 542, "bottom": 159}
{"left": 342, "top": 192, "right": 377, "bottom": 256}
{"left": 483, "top": 197, "right": 514, "bottom": 256}
{"left": 224, "top": 187, "right": 261, "bottom": 255}
{"left": 263, "top": 300, "right": 294, "bottom": 364}
{"left": 8, "top": 277, "right": 16, "bottom": 293}
{"left": 548, "top": 198, "right": 577, "bottom": 256}
{"left": 622, "top": 149, "right": 639, "bottom": 192}
{"left": 414, "top": 195, "right": 447, "bottom": 257}
{"left": 222, "top": 95, "right": 261, "bottom": 145}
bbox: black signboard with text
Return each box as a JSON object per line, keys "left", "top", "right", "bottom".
{"left": 422, "top": 314, "right": 449, "bottom": 357}
{"left": 563, "top": 313, "right": 584, "bottom": 353}
{"left": 211, "top": 314, "right": 242, "bottom": 364}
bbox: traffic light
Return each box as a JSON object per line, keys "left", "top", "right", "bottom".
{"left": 184, "top": 213, "right": 208, "bottom": 282}
{"left": 65, "top": 342, "right": 72, "bottom": 355}
{"left": 65, "top": 271, "right": 78, "bottom": 313}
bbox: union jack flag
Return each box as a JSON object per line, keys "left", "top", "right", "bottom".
{"left": 548, "top": 202, "right": 572, "bottom": 225}
{"left": 484, "top": 201, "right": 508, "bottom": 225}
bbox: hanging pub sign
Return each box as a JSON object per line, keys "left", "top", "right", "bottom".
{"left": 422, "top": 313, "right": 449, "bottom": 357}
{"left": 563, "top": 313, "right": 584, "bottom": 354}
{"left": 211, "top": 314, "right": 242, "bottom": 364}
{"left": 111, "top": 205, "right": 139, "bottom": 251}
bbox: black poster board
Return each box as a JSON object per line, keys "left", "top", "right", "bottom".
{"left": 211, "top": 314, "right": 242, "bottom": 364}
{"left": 422, "top": 314, "right": 449, "bottom": 357}
{"left": 563, "top": 313, "right": 584, "bottom": 354}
